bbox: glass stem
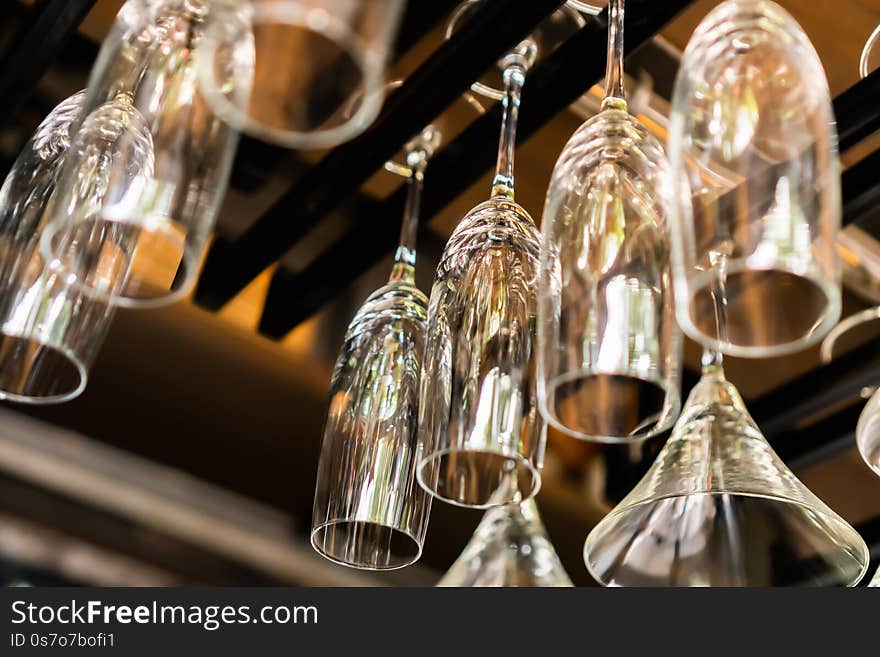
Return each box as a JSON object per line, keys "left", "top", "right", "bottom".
{"left": 390, "top": 149, "right": 428, "bottom": 283}
{"left": 490, "top": 59, "right": 526, "bottom": 201}
{"left": 703, "top": 251, "right": 731, "bottom": 379}
{"left": 601, "top": 0, "right": 627, "bottom": 111}
{"left": 701, "top": 348, "right": 725, "bottom": 378}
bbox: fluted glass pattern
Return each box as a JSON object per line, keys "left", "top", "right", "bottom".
{"left": 418, "top": 199, "right": 543, "bottom": 509}
{"left": 539, "top": 109, "right": 681, "bottom": 443}
{"left": 312, "top": 276, "right": 431, "bottom": 570}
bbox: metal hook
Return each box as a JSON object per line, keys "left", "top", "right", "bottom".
{"left": 820, "top": 306, "right": 880, "bottom": 363}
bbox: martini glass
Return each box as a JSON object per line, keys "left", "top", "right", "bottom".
{"left": 437, "top": 498, "right": 573, "bottom": 587}
{"left": 537, "top": 0, "right": 681, "bottom": 444}
{"left": 584, "top": 243, "right": 868, "bottom": 585}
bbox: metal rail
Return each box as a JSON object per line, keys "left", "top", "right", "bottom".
{"left": 0, "top": 0, "right": 97, "bottom": 129}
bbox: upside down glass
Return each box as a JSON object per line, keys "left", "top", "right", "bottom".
{"left": 197, "top": 0, "right": 404, "bottom": 149}
{"left": 538, "top": 0, "right": 681, "bottom": 443}
{"left": 583, "top": 350, "right": 869, "bottom": 586}
{"left": 437, "top": 498, "right": 573, "bottom": 587}
{"left": 667, "top": 0, "right": 841, "bottom": 358}
{"left": 41, "top": 0, "right": 241, "bottom": 308}
{"left": 311, "top": 137, "right": 437, "bottom": 570}
{"left": 0, "top": 92, "right": 153, "bottom": 403}
{"left": 417, "top": 40, "right": 543, "bottom": 508}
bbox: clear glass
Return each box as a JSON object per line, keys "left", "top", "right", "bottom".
{"left": 0, "top": 91, "right": 153, "bottom": 403}
{"left": 417, "top": 47, "right": 544, "bottom": 508}
{"left": 856, "top": 387, "right": 880, "bottom": 478}
{"left": 668, "top": 0, "right": 841, "bottom": 358}
{"left": 583, "top": 350, "right": 869, "bottom": 586}
{"left": 311, "top": 136, "right": 436, "bottom": 569}
{"left": 437, "top": 498, "right": 573, "bottom": 587}
{"left": 41, "top": 0, "right": 240, "bottom": 308}
{"left": 538, "top": 0, "right": 681, "bottom": 444}
{"left": 197, "top": 0, "right": 404, "bottom": 149}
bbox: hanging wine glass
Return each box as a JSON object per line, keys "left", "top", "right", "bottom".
{"left": 41, "top": 0, "right": 241, "bottom": 308}
{"left": 437, "top": 498, "right": 573, "bottom": 587}
{"left": 196, "top": 0, "right": 405, "bottom": 150}
{"left": 667, "top": 0, "right": 841, "bottom": 358}
{"left": 312, "top": 90, "right": 484, "bottom": 570}
{"left": 312, "top": 139, "right": 431, "bottom": 571}
{"left": 0, "top": 91, "right": 153, "bottom": 403}
{"left": 416, "top": 3, "right": 583, "bottom": 509}
{"left": 537, "top": 0, "right": 681, "bottom": 444}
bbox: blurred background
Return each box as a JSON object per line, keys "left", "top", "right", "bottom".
{"left": 2, "top": 0, "right": 880, "bottom": 586}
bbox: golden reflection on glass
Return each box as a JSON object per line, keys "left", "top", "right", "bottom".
{"left": 537, "top": 0, "right": 681, "bottom": 445}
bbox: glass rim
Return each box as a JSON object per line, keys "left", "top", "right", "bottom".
{"left": 416, "top": 447, "right": 542, "bottom": 510}
{"left": 196, "top": 0, "right": 386, "bottom": 150}
{"left": 583, "top": 489, "right": 870, "bottom": 587}
{"left": 0, "top": 335, "right": 87, "bottom": 405}
{"left": 39, "top": 217, "right": 201, "bottom": 310}
{"left": 538, "top": 371, "right": 681, "bottom": 444}
{"left": 310, "top": 519, "right": 424, "bottom": 571}
{"left": 675, "top": 267, "right": 842, "bottom": 359}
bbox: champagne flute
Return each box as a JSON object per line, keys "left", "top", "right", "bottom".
{"left": 196, "top": 0, "right": 405, "bottom": 149}
{"left": 0, "top": 91, "right": 153, "bottom": 403}
{"left": 311, "top": 90, "right": 483, "bottom": 570}
{"left": 417, "top": 19, "right": 546, "bottom": 509}
{"left": 41, "top": 0, "right": 241, "bottom": 308}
